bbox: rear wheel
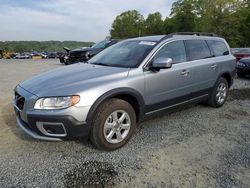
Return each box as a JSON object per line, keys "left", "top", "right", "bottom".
{"left": 207, "top": 77, "right": 229, "bottom": 108}
{"left": 90, "top": 98, "right": 136, "bottom": 151}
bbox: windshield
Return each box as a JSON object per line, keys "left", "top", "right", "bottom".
{"left": 92, "top": 40, "right": 109, "bottom": 49}
{"left": 89, "top": 40, "right": 156, "bottom": 68}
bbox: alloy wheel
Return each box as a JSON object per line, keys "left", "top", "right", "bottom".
{"left": 103, "top": 110, "right": 131, "bottom": 144}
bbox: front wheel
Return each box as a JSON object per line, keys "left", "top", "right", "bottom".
{"left": 90, "top": 98, "right": 136, "bottom": 151}
{"left": 207, "top": 77, "right": 229, "bottom": 108}
{"left": 59, "top": 57, "right": 65, "bottom": 63}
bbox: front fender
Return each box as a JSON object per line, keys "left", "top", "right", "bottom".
{"left": 86, "top": 87, "right": 145, "bottom": 123}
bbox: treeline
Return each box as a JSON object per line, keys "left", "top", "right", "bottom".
{"left": 0, "top": 41, "right": 93, "bottom": 53}
{"left": 110, "top": 0, "right": 250, "bottom": 47}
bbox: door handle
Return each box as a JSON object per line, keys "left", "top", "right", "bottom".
{"left": 181, "top": 70, "right": 189, "bottom": 76}
{"left": 211, "top": 64, "right": 217, "bottom": 69}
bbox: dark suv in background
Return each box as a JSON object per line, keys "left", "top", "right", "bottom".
{"left": 60, "top": 39, "right": 119, "bottom": 65}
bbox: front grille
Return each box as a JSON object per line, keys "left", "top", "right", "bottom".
{"left": 15, "top": 92, "right": 25, "bottom": 111}
{"left": 69, "top": 52, "right": 82, "bottom": 58}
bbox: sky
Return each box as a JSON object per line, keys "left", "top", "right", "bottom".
{"left": 0, "top": 0, "right": 175, "bottom": 42}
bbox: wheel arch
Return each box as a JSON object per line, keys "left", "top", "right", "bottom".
{"left": 86, "top": 88, "right": 145, "bottom": 124}
{"left": 220, "top": 72, "right": 233, "bottom": 87}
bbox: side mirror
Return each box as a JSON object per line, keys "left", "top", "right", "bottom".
{"left": 152, "top": 57, "right": 173, "bottom": 69}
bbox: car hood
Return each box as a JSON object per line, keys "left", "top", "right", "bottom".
{"left": 19, "top": 63, "right": 129, "bottom": 97}
{"left": 240, "top": 57, "right": 250, "bottom": 63}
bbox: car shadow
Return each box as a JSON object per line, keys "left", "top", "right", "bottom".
{"left": 1, "top": 102, "right": 34, "bottom": 141}
{"left": 236, "top": 75, "right": 250, "bottom": 80}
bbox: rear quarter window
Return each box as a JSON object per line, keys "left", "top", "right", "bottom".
{"left": 185, "top": 40, "right": 212, "bottom": 61}
{"left": 207, "top": 40, "right": 229, "bottom": 56}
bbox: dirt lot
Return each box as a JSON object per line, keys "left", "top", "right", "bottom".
{"left": 0, "top": 59, "right": 249, "bottom": 188}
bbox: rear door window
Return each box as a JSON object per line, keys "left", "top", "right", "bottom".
{"left": 185, "top": 40, "right": 212, "bottom": 61}
{"left": 207, "top": 40, "right": 229, "bottom": 56}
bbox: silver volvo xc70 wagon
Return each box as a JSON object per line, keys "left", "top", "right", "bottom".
{"left": 13, "top": 32, "right": 236, "bottom": 150}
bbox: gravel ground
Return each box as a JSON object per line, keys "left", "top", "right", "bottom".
{"left": 0, "top": 59, "right": 249, "bottom": 188}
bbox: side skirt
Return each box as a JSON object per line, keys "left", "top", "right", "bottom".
{"left": 145, "top": 94, "right": 209, "bottom": 116}
{"left": 144, "top": 87, "right": 213, "bottom": 117}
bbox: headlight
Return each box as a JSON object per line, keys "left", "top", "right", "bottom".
{"left": 237, "top": 62, "right": 246, "bottom": 67}
{"left": 84, "top": 52, "right": 90, "bottom": 59}
{"left": 34, "top": 96, "right": 80, "bottom": 110}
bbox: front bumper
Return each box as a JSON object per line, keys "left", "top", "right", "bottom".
{"left": 13, "top": 85, "right": 91, "bottom": 141}
{"left": 14, "top": 107, "right": 91, "bottom": 140}
{"left": 68, "top": 55, "right": 88, "bottom": 64}
{"left": 16, "top": 116, "right": 62, "bottom": 141}
{"left": 236, "top": 67, "right": 250, "bottom": 75}
{"left": 15, "top": 108, "right": 91, "bottom": 141}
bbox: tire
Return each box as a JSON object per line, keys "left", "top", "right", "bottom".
{"left": 59, "top": 57, "right": 64, "bottom": 63}
{"left": 207, "top": 77, "right": 229, "bottom": 108}
{"left": 237, "top": 73, "right": 245, "bottom": 78}
{"left": 90, "top": 98, "right": 136, "bottom": 151}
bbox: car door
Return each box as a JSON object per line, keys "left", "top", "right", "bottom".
{"left": 144, "top": 40, "right": 196, "bottom": 114}
{"left": 184, "top": 40, "right": 219, "bottom": 97}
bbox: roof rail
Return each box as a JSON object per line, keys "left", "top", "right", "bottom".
{"left": 158, "top": 32, "right": 218, "bottom": 43}
{"left": 173, "top": 32, "right": 218, "bottom": 37}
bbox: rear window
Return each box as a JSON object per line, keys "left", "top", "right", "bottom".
{"left": 207, "top": 40, "right": 229, "bottom": 56}
{"left": 185, "top": 40, "right": 212, "bottom": 61}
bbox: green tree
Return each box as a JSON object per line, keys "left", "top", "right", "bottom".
{"left": 163, "top": 17, "right": 176, "bottom": 34}
{"left": 236, "top": 0, "right": 250, "bottom": 47}
{"left": 145, "top": 12, "right": 164, "bottom": 35}
{"left": 164, "top": 0, "right": 249, "bottom": 47}
{"left": 0, "top": 41, "right": 94, "bottom": 53}
{"left": 168, "top": 0, "right": 196, "bottom": 32}
{"left": 110, "top": 10, "right": 145, "bottom": 39}
{"left": 193, "top": 0, "right": 249, "bottom": 46}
